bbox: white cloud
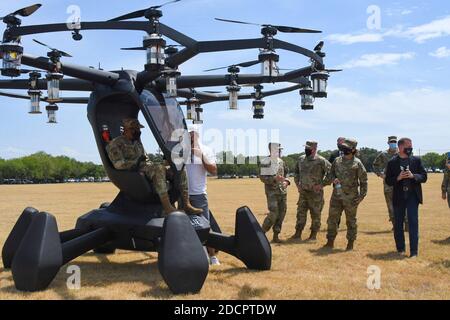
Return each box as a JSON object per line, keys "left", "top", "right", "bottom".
{"left": 429, "top": 46, "right": 450, "bottom": 58}
{"left": 404, "top": 16, "right": 450, "bottom": 43}
{"left": 401, "top": 10, "right": 413, "bottom": 16}
{"left": 327, "top": 33, "right": 384, "bottom": 45}
{"left": 339, "top": 52, "right": 415, "bottom": 69}
{"left": 328, "top": 16, "right": 450, "bottom": 45}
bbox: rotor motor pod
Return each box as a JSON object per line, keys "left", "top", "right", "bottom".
{"left": 311, "top": 71, "right": 329, "bottom": 98}
{"left": 193, "top": 106, "right": 203, "bottom": 125}
{"left": 186, "top": 97, "right": 199, "bottom": 120}
{"left": 259, "top": 50, "right": 279, "bottom": 77}
{"left": 28, "top": 89, "right": 42, "bottom": 114}
{"left": 46, "top": 72, "right": 64, "bottom": 103}
{"left": 300, "top": 83, "right": 315, "bottom": 110}
{"left": 252, "top": 99, "right": 265, "bottom": 119}
{"left": 45, "top": 103, "right": 58, "bottom": 123}
{"left": 144, "top": 34, "right": 166, "bottom": 72}
{"left": 0, "top": 42, "right": 23, "bottom": 77}
{"left": 227, "top": 84, "right": 241, "bottom": 110}
{"left": 164, "top": 69, "right": 181, "bottom": 97}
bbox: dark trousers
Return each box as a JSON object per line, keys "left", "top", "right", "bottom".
{"left": 393, "top": 194, "right": 419, "bottom": 255}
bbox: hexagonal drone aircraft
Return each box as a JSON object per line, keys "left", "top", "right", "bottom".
{"left": 0, "top": 2, "right": 340, "bottom": 294}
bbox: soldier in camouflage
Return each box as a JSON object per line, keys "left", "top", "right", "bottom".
{"left": 106, "top": 118, "right": 203, "bottom": 216}
{"left": 291, "top": 141, "right": 331, "bottom": 241}
{"left": 442, "top": 154, "right": 450, "bottom": 208}
{"left": 373, "top": 136, "right": 400, "bottom": 228}
{"left": 260, "top": 143, "right": 290, "bottom": 243}
{"left": 323, "top": 138, "right": 368, "bottom": 251}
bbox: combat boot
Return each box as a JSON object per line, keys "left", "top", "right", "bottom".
{"left": 160, "top": 193, "right": 177, "bottom": 216}
{"left": 182, "top": 192, "right": 203, "bottom": 216}
{"left": 323, "top": 239, "right": 334, "bottom": 249}
{"left": 346, "top": 240, "right": 354, "bottom": 251}
{"left": 290, "top": 229, "right": 302, "bottom": 240}
{"left": 307, "top": 230, "right": 318, "bottom": 241}
{"left": 272, "top": 233, "right": 282, "bottom": 243}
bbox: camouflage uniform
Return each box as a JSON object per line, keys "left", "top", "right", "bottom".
{"left": 294, "top": 147, "right": 331, "bottom": 233}
{"left": 326, "top": 139, "right": 368, "bottom": 242}
{"left": 260, "top": 155, "right": 289, "bottom": 234}
{"left": 442, "top": 168, "right": 450, "bottom": 208}
{"left": 373, "top": 149, "right": 398, "bottom": 221}
{"left": 106, "top": 135, "right": 189, "bottom": 197}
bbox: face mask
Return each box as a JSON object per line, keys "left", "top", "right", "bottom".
{"left": 389, "top": 143, "right": 397, "bottom": 150}
{"left": 404, "top": 147, "right": 413, "bottom": 156}
{"left": 338, "top": 144, "right": 344, "bottom": 151}
{"left": 132, "top": 130, "right": 142, "bottom": 141}
{"left": 342, "top": 148, "right": 353, "bottom": 156}
{"left": 305, "top": 149, "right": 313, "bottom": 157}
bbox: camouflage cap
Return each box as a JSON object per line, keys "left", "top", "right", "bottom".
{"left": 304, "top": 141, "right": 318, "bottom": 149}
{"left": 341, "top": 138, "right": 358, "bottom": 149}
{"left": 123, "top": 118, "right": 144, "bottom": 130}
{"left": 388, "top": 136, "right": 398, "bottom": 143}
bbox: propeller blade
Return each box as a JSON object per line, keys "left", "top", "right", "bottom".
{"left": 33, "top": 39, "right": 72, "bottom": 57}
{"left": 214, "top": 18, "right": 261, "bottom": 26}
{"left": 121, "top": 47, "right": 146, "bottom": 51}
{"left": 237, "top": 60, "right": 260, "bottom": 68}
{"left": 203, "top": 91, "right": 222, "bottom": 94}
{"left": 59, "top": 51, "right": 73, "bottom": 58}
{"left": 109, "top": 9, "right": 146, "bottom": 22}
{"left": 314, "top": 41, "right": 324, "bottom": 52}
{"left": 204, "top": 60, "right": 260, "bottom": 72}
{"left": 151, "top": 0, "right": 181, "bottom": 9}
{"left": 215, "top": 18, "right": 321, "bottom": 34}
{"left": 325, "top": 69, "right": 343, "bottom": 73}
{"left": 274, "top": 25, "right": 322, "bottom": 33}
{"left": 33, "top": 38, "right": 53, "bottom": 50}
{"left": 13, "top": 4, "right": 42, "bottom": 17}
{"left": 203, "top": 66, "right": 228, "bottom": 72}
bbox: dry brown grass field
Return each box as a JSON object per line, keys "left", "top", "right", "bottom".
{"left": 0, "top": 174, "right": 449, "bottom": 300}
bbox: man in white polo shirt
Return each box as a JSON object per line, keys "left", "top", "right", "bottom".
{"left": 186, "top": 126, "right": 220, "bottom": 265}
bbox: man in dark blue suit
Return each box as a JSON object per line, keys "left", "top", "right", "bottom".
{"left": 385, "top": 138, "right": 427, "bottom": 258}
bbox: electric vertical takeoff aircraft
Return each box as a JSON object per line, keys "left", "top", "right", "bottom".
{"left": 0, "top": 2, "right": 339, "bottom": 294}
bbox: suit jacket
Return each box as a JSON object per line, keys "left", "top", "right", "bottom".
{"left": 385, "top": 155, "right": 427, "bottom": 206}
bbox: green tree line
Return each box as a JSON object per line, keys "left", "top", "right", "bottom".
{"left": 0, "top": 152, "right": 105, "bottom": 183}
{"left": 0, "top": 150, "right": 447, "bottom": 182}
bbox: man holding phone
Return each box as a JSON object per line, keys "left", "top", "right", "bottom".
{"left": 385, "top": 138, "right": 427, "bottom": 258}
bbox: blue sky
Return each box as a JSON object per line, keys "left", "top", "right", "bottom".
{"left": 0, "top": 0, "right": 449, "bottom": 162}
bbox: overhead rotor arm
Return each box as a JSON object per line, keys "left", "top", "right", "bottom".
{"left": 152, "top": 67, "right": 313, "bottom": 90}
{"left": 0, "top": 78, "right": 94, "bottom": 91}
{"left": 21, "top": 54, "right": 119, "bottom": 86}
{"left": 0, "top": 90, "right": 90, "bottom": 104}
{"left": 6, "top": 21, "right": 153, "bottom": 38}
{"left": 166, "top": 37, "right": 323, "bottom": 68}
{"left": 177, "top": 83, "right": 304, "bottom": 105}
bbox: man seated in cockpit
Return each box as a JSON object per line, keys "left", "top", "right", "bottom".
{"left": 106, "top": 118, "right": 202, "bottom": 216}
